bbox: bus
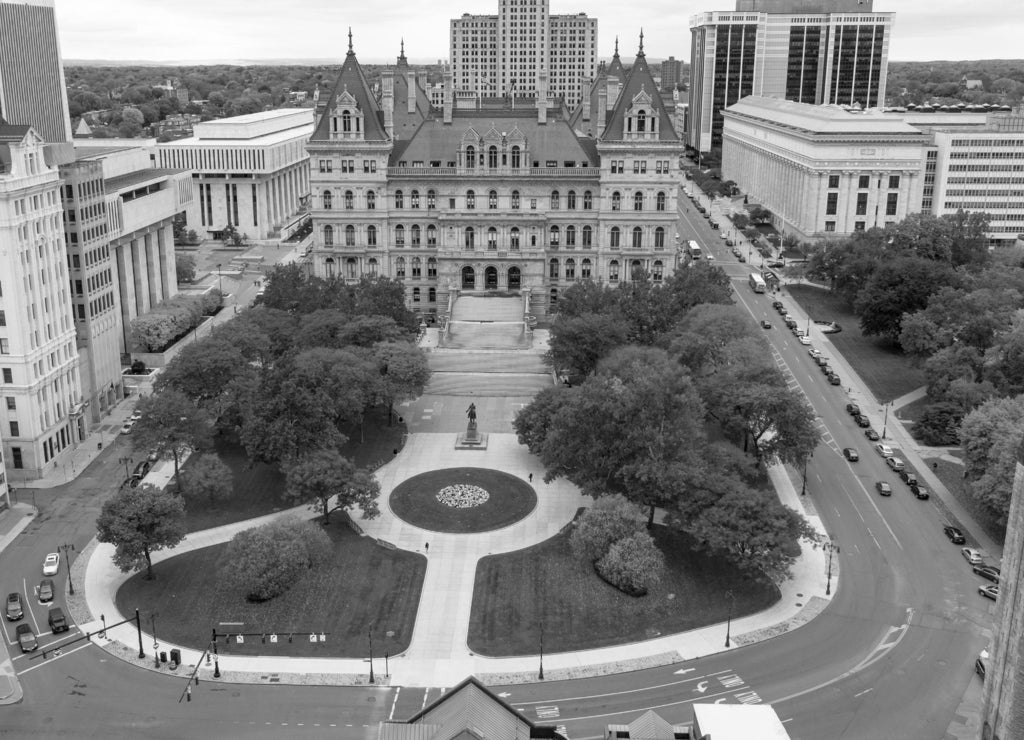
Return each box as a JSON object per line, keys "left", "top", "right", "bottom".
{"left": 688, "top": 240, "right": 702, "bottom": 260}
{"left": 749, "top": 272, "right": 767, "bottom": 293}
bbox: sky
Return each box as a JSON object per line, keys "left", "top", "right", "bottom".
{"left": 54, "top": 0, "right": 1023, "bottom": 64}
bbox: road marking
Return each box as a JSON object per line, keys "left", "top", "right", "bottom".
{"left": 421, "top": 688, "right": 430, "bottom": 710}
{"left": 558, "top": 687, "right": 740, "bottom": 724}
{"left": 718, "top": 674, "right": 744, "bottom": 688}
{"left": 735, "top": 691, "right": 762, "bottom": 704}
{"left": 674, "top": 668, "right": 695, "bottom": 675}
{"left": 694, "top": 681, "right": 709, "bottom": 693}
{"left": 16, "top": 641, "right": 91, "bottom": 675}
{"left": 512, "top": 669, "right": 734, "bottom": 706}
{"left": 854, "top": 688, "right": 873, "bottom": 698}
{"left": 388, "top": 687, "right": 401, "bottom": 720}
{"left": 536, "top": 706, "right": 560, "bottom": 719}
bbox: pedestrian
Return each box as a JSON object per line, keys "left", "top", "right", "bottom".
{"left": 528, "top": 473, "right": 533, "bottom": 483}
{"left": 425, "top": 542, "right": 429, "bottom": 552}
{"left": 933, "top": 461, "right": 938, "bottom": 471}
{"left": 186, "top": 685, "right": 192, "bottom": 702}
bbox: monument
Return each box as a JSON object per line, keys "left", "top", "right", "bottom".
{"left": 455, "top": 402, "right": 488, "bottom": 449}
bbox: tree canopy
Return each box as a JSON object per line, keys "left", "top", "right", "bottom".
{"left": 96, "top": 484, "right": 186, "bottom": 580}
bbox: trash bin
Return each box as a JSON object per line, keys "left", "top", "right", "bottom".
{"left": 97, "top": 442, "right": 103, "bottom": 450}
{"left": 160, "top": 651, "right": 167, "bottom": 664}
{"left": 169, "top": 648, "right": 181, "bottom": 668}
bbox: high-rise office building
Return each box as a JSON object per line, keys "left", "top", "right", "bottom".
{"left": 660, "top": 57, "right": 684, "bottom": 92}
{"left": 450, "top": 0, "right": 597, "bottom": 108}
{"left": 0, "top": 0, "right": 74, "bottom": 165}
{"left": 688, "top": 0, "right": 892, "bottom": 152}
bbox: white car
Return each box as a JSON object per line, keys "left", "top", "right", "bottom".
{"left": 120, "top": 421, "right": 135, "bottom": 434}
{"left": 808, "top": 348, "right": 822, "bottom": 358}
{"left": 875, "top": 443, "right": 894, "bottom": 458}
{"left": 961, "top": 547, "right": 984, "bottom": 565}
{"left": 705, "top": 254, "right": 715, "bottom": 261}
{"left": 42, "top": 552, "right": 60, "bottom": 576}
{"left": 130, "top": 410, "right": 143, "bottom": 422}
{"left": 798, "top": 335, "right": 812, "bottom": 345}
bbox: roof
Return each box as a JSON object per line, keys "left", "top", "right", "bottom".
{"left": 692, "top": 704, "right": 791, "bottom": 740}
{"left": 627, "top": 710, "right": 677, "bottom": 739}
{"left": 310, "top": 31, "right": 388, "bottom": 142}
{"left": 104, "top": 167, "right": 182, "bottom": 193}
{"left": 392, "top": 50, "right": 433, "bottom": 141}
{"left": 218, "top": 109, "right": 308, "bottom": 125}
{"left": 600, "top": 35, "right": 679, "bottom": 142}
{"left": 568, "top": 37, "right": 628, "bottom": 133}
{"left": 724, "top": 96, "right": 923, "bottom": 136}
{"left": 0, "top": 123, "right": 32, "bottom": 143}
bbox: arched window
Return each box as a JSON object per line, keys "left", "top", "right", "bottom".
{"left": 427, "top": 257, "right": 437, "bottom": 277}
{"left": 324, "top": 257, "right": 335, "bottom": 278}
{"left": 411, "top": 190, "right": 420, "bottom": 209}
{"left": 550, "top": 191, "right": 560, "bottom": 210}
{"left": 581, "top": 258, "right": 592, "bottom": 279}
{"left": 346, "top": 257, "right": 357, "bottom": 278}
{"left": 342, "top": 110, "right": 351, "bottom": 132}
{"left": 395, "top": 256, "right": 406, "bottom": 278}
{"left": 631, "top": 260, "right": 644, "bottom": 280}
{"left": 652, "top": 260, "right": 664, "bottom": 282}
{"left": 565, "top": 258, "right": 576, "bottom": 280}
{"left": 549, "top": 226, "right": 560, "bottom": 246}
{"left": 367, "top": 257, "right": 378, "bottom": 276}
{"left": 466, "top": 190, "right": 476, "bottom": 209}
{"left": 395, "top": 190, "right": 404, "bottom": 209}
{"left": 489, "top": 190, "right": 498, "bottom": 209}
{"left": 634, "top": 191, "right": 644, "bottom": 211}
{"left": 344, "top": 190, "right": 354, "bottom": 209}
{"left": 656, "top": 191, "right": 666, "bottom": 211}
{"left": 582, "top": 225, "right": 592, "bottom": 247}
{"left": 367, "top": 225, "right": 377, "bottom": 247}
{"left": 510, "top": 227, "right": 521, "bottom": 249}
{"left": 511, "top": 190, "right": 520, "bottom": 209}
{"left": 632, "top": 226, "right": 643, "bottom": 249}
{"left": 366, "top": 191, "right": 376, "bottom": 209}
{"left": 566, "top": 225, "right": 576, "bottom": 247}
{"left": 429, "top": 287, "right": 436, "bottom": 302}
{"left": 426, "top": 225, "right": 437, "bottom": 246}
{"left": 427, "top": 190, "right": 436, "bottom": 209}
{"left": 610, "top": 226, "right": 620, "bottom": 248}
{"left": 395, "top": 225, "right": 405, "bottom": 246}
{"left": 609, "top": 260, "right": 620, "bottom": 282}
{"left": 488, "top": 145, "right": 498, "bottom": 169}
{"left": 654, "top": 227, "right": 665, "bottom": 249}
{"left": 611, "top": 191, "right": 621, "bottom": 211}
{"left": 549, "top": 258, "right": 559, "bottom": 279}
{"left": 322, "top": 190, "right": 333, "bottom": 209}
{"left": 412, "top": 257, "right": 422, "bottom": 278}
{"left": 323, "top": 225, "right": 334, "bottom": 246}
{"left": 583, "top": 190, "right": 593, "bottom": 210}
{"left": 567, "top": 190, "right": 577, "bottom": 209}
{"left": 411, "top": 224, "right": 421, "bottom": 246}
{"left": 465, "top": 227, "right": 475, "bottom": 248}
{"left": 637, "top": 109, "right": 647, "bottom": 132}
{"left": 465, "top": 145, "right": 476, "bottom": 169}
{"left": 487, "top": 227, "right": 498, "bottom": 249}
{"left": 413, "top": 287, "right": 421, "bottom": 302}
{"left": 511, "top": 146, "right": 521, "bottom": 169}
{"left": 550, "top": 287, "right": 558, "bottom": 305}
{"left": 345, "top": 225, "right": 355, "bottom": 246}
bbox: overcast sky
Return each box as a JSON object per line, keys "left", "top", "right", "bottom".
{"left": 55, "top": 0, "right": 1021, "bottom": 64}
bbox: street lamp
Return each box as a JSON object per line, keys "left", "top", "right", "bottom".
{"left": 881, "top": 403, "right": 890, "bottom": 439}
{"left": 151, "top": 612, "right": 160, "bottom": 668}
{"left": 216, "top": 263, "right": 223, "bottom": 295}
{"left": 368, "top": 626, "right": 375, "bottom": 684}
{"left": 538, "top": 613, "right": 545, "bottom": 680}
{"left": 724, "top": 590, "right": 735, "bottom": 647}
{"left": 59, "top": 543, "right": 75, "bottom": 595}
{"left": 801, "top": 450, "right": 814, "bottom": 496}
{"left": 825, "top": 539, "right": 840, "bottom": 595}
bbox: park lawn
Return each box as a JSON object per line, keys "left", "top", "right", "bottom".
{"left": 179, "top": 405, "right": 406, "bottom": 533}
{"left": 116, "top": 516, "right": 425, "bottom": 659}
{"left": 468, "top": 524, "right": 780, "bottom": 656}
{"left": 787, "top": 284, "right": 925, "bottom": 403}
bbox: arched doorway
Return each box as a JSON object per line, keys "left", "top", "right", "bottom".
{"left": 462, "top": 265, "right": 475, "bottom": 289}
{"left": 508, "top": 266, "right": 521, "bottom": 290}
{"left": 485, "top": 266, "right": 498, "bottom": 290}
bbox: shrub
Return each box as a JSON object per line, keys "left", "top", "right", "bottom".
{"left": 226, "top": 516, "right": 332, "bottom": 602}
{"left": 595, "top": 531, "right": 665, "bottom": 596}
{"left": 570, "top": 494, "right": 646, "bottom": 563}
{"left": 176, "top": 254, "right": 196, "bottom": 283}
{"left": 913, "top": 401, "right": 963, "bottom": 445}
{"left": 129, "top": 291, "right": 221, "bottom": 351}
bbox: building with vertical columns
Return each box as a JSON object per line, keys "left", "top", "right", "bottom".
{"left": 688, "top": 0, "right": 893, "bottom": 153}
{"left": 157, "top": 109, "right": 313, "bottom": 240}
{"left": 0, "top": 121, "right": 85, "bottom": 481}
{"left": 308, "top": 35, "right": 683, "bottom": 321}
{"left": 0, "top": 0, "right": 74, "bottom": 166}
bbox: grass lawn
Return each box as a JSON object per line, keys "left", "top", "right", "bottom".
{"left": 116, "top": 517, "right": 425, "bottom": 659}
{"left": 389, "top": 468, "right": 537, "bottom": 534}
{"left": 468, "top": 523, "right": 780, "bottom": 656}
{"left": 787, "top": 284, "right": 925, "bottom": 402}
{"left": 930, "top": 456, "right": 1006, "bottom": 546}
{"left": 178, "top": 405, "right": 406, "bottom": 534}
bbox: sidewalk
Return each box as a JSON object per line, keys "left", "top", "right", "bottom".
{"left": 0, "top": 503, "right": 38, "bottom": 705}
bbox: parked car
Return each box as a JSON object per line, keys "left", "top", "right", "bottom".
{"left": 48, "top": 606, "right": 69, "bottom": 633}
{"left": 846, "top": 403, "right": 861, "bottom": 416}
{"left": 843, "top": 448, "right": 860, "bottom": 462}
{"left": 120, "top": 421, "right": 135, "bottom": 434}
{"left": 816, "top": 356, "right": 830, "bottom": 367}
{"left": 709, "top": 220, "right": 720, "bottom": 229}
{"left": 798, "top": 335, "right": 812, "bottom": 345}
{"left": 864, "top": 428, "right": 880, "bottom": 441}
{"left": 977, "top": 649, "right": 988, "bottom": 679}
{"left": 132, "top": 460, "right": 151, "bottom": 479}
{"left": 979, "top": 585, "right": 999, "bottom": 601}
{"left": 898, "top": 470, "right": 919, "bottom": 486}
{"left": 705, "top": 254, "right": 715, "bottom": 261}
{"left": 38, "top": 578, "right": 54, "bottom": 603}
{"left": 973, "top": 565, "right": 1001, "bottom": 583}
{"left": 6, "top": 592, "right": 23, "bottom": 621}
{"left": 719, "top": 232, "right": 729, "bottom": 240}
{"left": 910, "top": 484, "right": 930, "bottom": 500}
{"left": 876, "top": 481, "right": 893, "bottom": 496}
{"left": 961, "top": 547, "right": 984, "bottom": 565}
{"left": 875, "top": 443, "right": 894, "bottom": 458}
{"left": 772, "top": 301, "right": 784, "bottom": 310}
{"left": 16, "top": 624, "right": 37, "bottom": 653}
{"left": 736, "top": 253, "right": 745, "bottom": 262}
{"left": 820, "top": 363, "right": 833, "bottom": 374}
{"left": 42, "top": 552, "right": 60, "bottom": 576}
{"left": 760, "top": 320, "right": 772, "bottom": 329}
{"left": 129, "top": 410, "right": 143, "bottom": 422}
{"left": 828, "top": 374, "right": 841, "bottom": 385}
{"left": 767, "top": 260, "right": 785, "bottom": 268}
{"left": 854, "top": 414, "right": 871, "bottom": 428}
{"left": 785, "top": 318, "right": 798, "bottom": 329}
{"left": 725, "top": 239, "right": 735, "bottom": 247}
{"left": 809, "top": 348, "right": 822, "bottom": 358}
{"left": 886, "top": 457, "right": 906, "bottom": 472}
{"left": 944, "top": 525, "right": 966, "bottom": 544}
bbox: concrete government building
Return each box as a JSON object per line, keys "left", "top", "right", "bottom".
{"left": 307, "top": 34, "right": 685, "bottom": 322}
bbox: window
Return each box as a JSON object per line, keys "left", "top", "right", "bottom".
{"left": 510, "top": 227, "right": 520, "bottom": 249}
{"left": 466, "top": 145, "right": 476, "bottom": 169}
{"left": 412, "top": 257, "right": 422, "bottom": 278}
{"left": 581, "top": 258, "right": 592, "bottom": 279}
{"left": 323, "top": 225, "right": 334, "bottom": 246}
{"left": 634, "top": 192, "right": 643, "bottom": 211}
{"left": 826, "top": 192, "right": 838, "bottom": 215}
{"left": 411, "top": 225, "right": 421, "bottom": 246}
{"left": 551, "top": 191, "right": 560, "bottom": 209}
{"left": 609, "top": 260, "right": 620, "bottom": 282}
{"left": 488, "top": 227, "right": 498, "bottom": 249}
{"left": 611, "top": 192, "right": 621, "bottom": 211}
{"left": 367, "top": 225, "right": 377, "bottom": 246}
{"left": 413, "top": 287, "right": 421, "bottom": 302}
{"left": 567, "top": 190, "right": 577, "bottom": 209}
{"left": 427, "top": 225, "right": 437, "bottom": 246}
{"left": 366, "top": 191, "right": 376, "bottom": 209}
{"left": 582, "top": 226, "right": 592, "bottom": 247}
{"left": 550, "top": 288, "right": 558, "bottom": 305}
{"left": 566, "top": 226, "right": 576, "bottom": 247}
{"left": 411, "top": 190, "right": 420, "bottom": 208}
{"left": 858, "top": 175, "right": 870, "bottom": 189}
{"left": 396, "top": 257, "right": 406, "bottom": 278}
{"left": 346, "top": 258, "right": 357, "bottom": 279}
{"left": 632, "top": 227, "right": 642, "bottom": 249}
{"left": 488, "top": 146, "right": 498, "bottom": 169}
{"left": 825, "top": 221, "right": 836, "bottom": 232}
{"left": 565, "top": 258, "right": 576, "bottom": 280}
{"left": 583, "top": 191, "right": 593, "bottom": 210}
{"left": 345, "top": 190, "right": 354, "bottom": 209}
{"left": 12, "top": 447, "right": 22, "bottom": 468}
{"left": 427, "top": 190, "right": 436, "bottom": 209}
{"left": 511, "top": 146, "right": 521, "bottom": 169}
{"left": 654, "top": 227, "right": 664, "bottom": 249}
{"left": 427, "top": 258, "right": 437, "bottom": 277}
{"left": 549, "top": 258, "right": 559, "bottom": 279}
{"left": 429, "top": 287, "right": 436, "bottom": 302}
{"left": 5, "top": 397, "right": 14, "bottom": 410}
{"left": 322, "top": 190, "right": 333, "bottom": 209}
{"left": 610, "top": 227, "right": 620, "bottom": 248}
{"left": 828, "top": 175, "right": 840, "bottom": 188}
{"left": 2, "top": 369, "right": 11, "bottom": 383}
{"left": 395, "top": 190, "right": 404, "bottom": 209}
{"left": 856, "top": 193, "right": 868, "bottom": 216}
{"left": 465, "top": 227, "right": 475, "bottom": 248}
{"left": 886, "top": 192, "right": 899, "bottom": 216}
{"left": 653, "top": 261, "right": 664, "bottom": 282}
{"left": 549, "top": 226, "right": 560, "bottom": 246}
{"left": 0, "top": 310, "right": 5, "bottom": 327}
{"left": 9, "top": 421, "right": 18, "bottom": 436}
{"left": 395, "top": 225, "right": 405, "bottom": 246}
{"left": 656, "top": 192, "right": 666, "bottom": 211}
{"left": 854, "top": 222, "right": 866, "bottom": 231}
{"left": 511, "top": 190, "right": 520, "bottom": 209}
{"left": 466, "top": 190, "right": 476, "bottom": 209}
{"left": 889, "top": 175, "right": 900, "bottom": 189}
{"left": 489, "top": 190, "right": 498, "bottom": 209}
{"left": 367, "top": 258, "right": 378, "bottom": 276}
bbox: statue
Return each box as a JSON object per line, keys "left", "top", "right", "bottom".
{"left": 466, "top": 403, "right": 477, "bottom": 422}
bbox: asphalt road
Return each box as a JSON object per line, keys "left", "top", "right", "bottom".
{"left": 0, "top": 222, "right": 995, "bottom": 738}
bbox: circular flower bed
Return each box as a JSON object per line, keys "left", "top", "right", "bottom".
{"left": 437, "top": 484, "right": 490, "bottom": 508}
{"left": 389, "top": 468, "right": 537, "bottom": 534}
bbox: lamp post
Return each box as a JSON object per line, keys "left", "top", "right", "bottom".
{"left": 151, "top": 612, "right": 160, "bottom": 668}
{"left": 368, "top": 626, "right": 375, "bottom": 684}
{"left": 825, "top": 539, "right": 840, "bottom": 595}
{"left": 211, "top": 628, "right": 221, "bottom": 678}
{"left": 801, "top": 451, "right": 814, "bottom": 496}
{"left": 725, "top": 590, "right": 735, "bottom": 647}
{"left": 59, "top": 543, "right": 75, "bottom": 595}
{"left": 538, "top": 614, "right": 545, "bottom": 680}
{"left": 882, "top": 403, "right": 890, "bottom": 439}
{"left": 216, "top": 263, "right": 223, "bottom": 295}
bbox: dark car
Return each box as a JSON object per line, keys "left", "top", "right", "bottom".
{"left": 725, "top": 239, "right": 735, "bottom": 247}
{"left": 772, "top": 301, "right": 784, "bottom": 310}
{"left": 876, "top": 481, "right": 893, "bottom": 496}
{"left": 843, "top": 447, "right": 859, "bottom": 462}
{"left": 829, "top": 374, "right": 841, "bottom": 385}
{"left": 785, "top": 318, "right": 798, "bottom": 329}
{"left": 132, "top": 460, "right": 151, "bottom": 479}
{"left": 709, "top": 220, "right": 719, "bottom": 229}
{"left": 974, "top": 565, "right": 1001, "bottom": 583}
{"left": 855, "top": 414, "right": 871, "bottom": 428}
{"left": 16, "top": 624, "right": 37, "bottom": 653}
{"left": 767, "top": 260, "right": 785, "bottom": 269}
{"left": 816, "top": 356, "right": 830, "bottom": 367}
{"left": 846, "top": 403, "right": 861, "bottom": 416}
{"left": 760, "top": 319, "right": 772, "bottom": 329}
{"left": 38, "top": 578, "right": 54, "bottom": 603}
{"left": 910, "top": 484, "right": 930, "bottom": 500}
{"left": 944, "top": 525, "right": 967, "bottom": 544}
{"left": 899, "top": 470, "right": 919, "bottom": 486}
{"left": 696, "top": 205, "right": 707, "bottom": 214}
{"left": 6, "top": 592, "right": 23, "bottom": 621}
{"left": 48, "top": 606, "right": 69, "bottom": 633}
{"left": 864, "top": 428, "right": 880, "bottom": 441}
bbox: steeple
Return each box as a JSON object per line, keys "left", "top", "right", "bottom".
{"left": 347, "top": 27, "right": 354, "bottom": 56}
{"left": 614, "top": 36, "right": 619, "bottom": 59}
{"left": 397, "top": 38, "right": 409, "bottom": 66}
{"left": 638, "top": 29, "right": 645, "bottom": 57}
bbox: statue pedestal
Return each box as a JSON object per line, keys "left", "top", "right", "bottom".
{"left": 455, "top": 420, "right": 488, "bottom": 450}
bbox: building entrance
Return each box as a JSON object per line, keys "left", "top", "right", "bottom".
{"left": 462, "top": 265, "right": 475, "bottom": 289}
{"left": 485, "top": 266, "right": 498, "bottom": 290}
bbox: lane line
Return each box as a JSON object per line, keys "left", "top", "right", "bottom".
{"left": 512, "top": 669, "right": 735, "bottom": 706}
{"left": 16, "top": 641, "right": 91, "bottom": 675}
{"left": 559, "top": 687, "right": 743, "bottom": 724}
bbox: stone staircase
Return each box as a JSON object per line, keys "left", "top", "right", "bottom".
{"left": 442, "top": 294, "right": 528, "bottom": 350}
{"left": 450, "top": 295, "right": 522, "bottom": 322}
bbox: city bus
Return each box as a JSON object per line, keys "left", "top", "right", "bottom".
{"left": 749, "top": 272, "right": 767, "bottom": 293}
{"left": 688, "top": 240, "right": 702, "bottom": 260}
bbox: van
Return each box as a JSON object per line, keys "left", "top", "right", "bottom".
{"left": 48, "top": 606, "right": 68, "bottom": 633}
{"left": 887, "top": 457, "right": 906, "bottom": 473}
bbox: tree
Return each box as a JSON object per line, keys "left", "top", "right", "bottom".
{"left": 283, "top": 449, "right": 381, "bottom": 523}
{"left": 668, "top": 304, "right": 758, "bottom": 376}
{"left": 854, "top": 255, "right": 959, "bottom": 341}
{"left": 372, "top": 341, "right": 431, "bottom": 424}
{"left": 547, "top": 312, "right": 629, "bottom": 378}
{"left": 130, "top": 312, "right": 178, "bottom": 352}
{"left": 662, "top": 263, "right": 733, "bottom": 313}
{"left": 554, "top": 279, "right": 621, "bottom": 318}
{"left": 959, "top": 394, "right": 1024, "bottom": 523}
{"left": 176, "top": 253, "right": 196, "bottom": 283}
{"left": 180, "top": 453, "right": 233, "bottom": 507}
{"left": 130, "top": 389, "right": 213, "bottom": 493}
{"left": 513, "top": 386, "right": 568, "bottom": 454}
{"left": 570, "top": 495, "right": 646, "bottom": 562}
{"left": 913, "top": 401, "right": 964, "bottom": 445}
{"left": 226, "top": 516, "right": 332, "bottom": 601}
{"left": 596, "top": 531, "right": 665, "bottom": 596}
{"left": 156, "top": 336, "right": 249, "bottom": 409}
{"left": 96, "top": 484, "right": 186, "bottom": 580}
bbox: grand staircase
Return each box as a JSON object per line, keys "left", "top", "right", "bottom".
{"left": 441, "top": 295, "right": 528, "bottom": 350}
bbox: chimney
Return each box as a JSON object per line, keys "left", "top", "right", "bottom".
{"left": 607, "top": 75, "right": 621, "bottom": 113}
{"left": 537, "top": 70, "right": 548, "bottom": 124}
{"left": 382, "top": 69, "right": 395, "bottom": 140}
{"left": 581, "top": 78, "right": 592, "bottom": 121}
{"left": 443, "top": 67, "right": 453, "bottom": 124}
{"left": 597, "top": 85, "right": 608, "bottom": 137}
{"left": 407, "top": 71, "right": 417, "bottom": 114}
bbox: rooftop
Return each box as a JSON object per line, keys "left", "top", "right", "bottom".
{"left": 104, "top": 167, "right": 182, "bottom": 193}
{"left": 724, "top": 97, "right": 924, "bottom": 135}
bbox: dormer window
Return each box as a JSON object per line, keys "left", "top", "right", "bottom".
{"left": 331, "top": 87, "right": 365, "bottom": 140}
{"left": 624, "top": 88, "right": 658, "bottom": 140}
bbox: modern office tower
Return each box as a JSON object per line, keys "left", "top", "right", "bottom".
{"left": 450, "top": 0, "right": 597, "bottom": 108}
{"left": 0, "top": 0, "right": 74, "bottom": 165}
{"left": 308, "top": 35, "right": 683, "bottom": 321}
{"left": 0, "top": 121, "right": 85, "bottom": 480}
{"left": 157, "top": 109, "right": 314, "bottom": 240}
{"left": 660, "top": 57, "right": 684, "bottom": 91}
{"left": 688, "top": 0, "right": 893, "bottom": 152}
